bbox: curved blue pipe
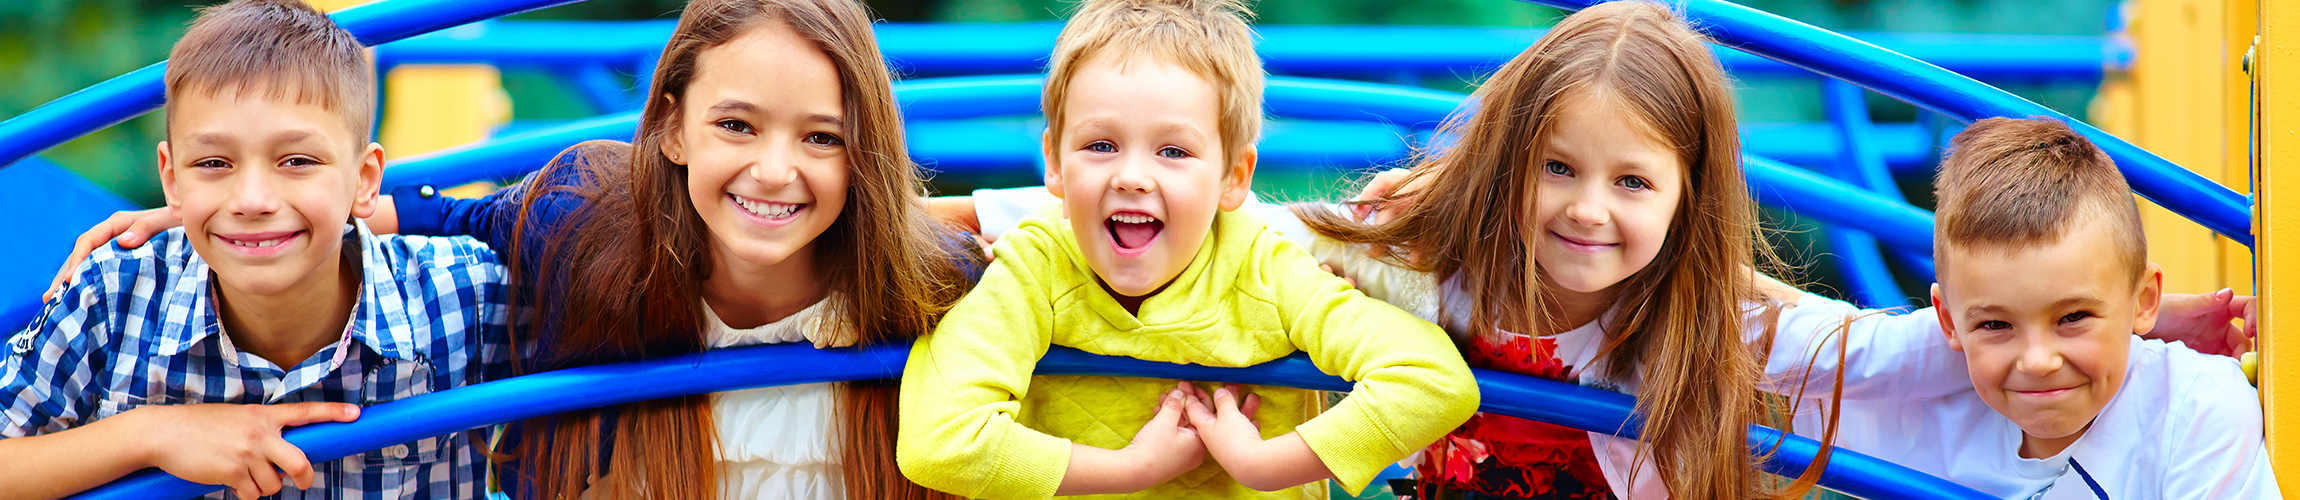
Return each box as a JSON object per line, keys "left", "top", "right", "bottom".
{"left": 1518, "top": 0, "right": 2253, "bottom": 247}
{"left": 386, "top": 75, "right": 1460, "bottom": 188}
{"left": 384, "top": 75, "right": 1938, "bottom": 256}
{"left": 380, "top": 21, "right": 2114, "bottom": 81}
{"left": 69, "top": 343, "right": 1992, "bottom": 500}
{"left": 0, "top": 0, "right": 589, "bottom": 169}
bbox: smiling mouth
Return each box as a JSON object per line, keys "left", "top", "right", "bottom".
{"left": 2010, "top": 385, "right": 2083, "bottom": 398}
{"left": 730, "top": 193, "right": 804, "bottom": 221}
{"left": 214, "top": 231, "right": 305, "bottom": 256}
{"left": 1107, "top": 212, "right": 1163, "bottom": 254}
{"left": 1551, "top": 231, "right": 1619, "bottom": 252}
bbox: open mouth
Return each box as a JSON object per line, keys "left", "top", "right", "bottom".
{"left": 1106, "top": 211, "right": 1163, "bottom": 255}
{"left": 730, "top": 193, "right": 804, "bottom": 223}
{"left": 215, "top": 230, "right": 305, "bottom": 256}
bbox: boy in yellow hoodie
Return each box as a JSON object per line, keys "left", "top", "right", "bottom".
{"left": 893, "top": 0, "right": 1477, "bottom": 498}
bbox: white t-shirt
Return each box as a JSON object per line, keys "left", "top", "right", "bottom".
{"left": 582, "top": 298, "right": 848, "bottom": 500}
{"left": 968, "top": 187, "right": 1973, "bottom": 499}
{"left": 1790, "top": 335, "right": 2278, "bottom": 499}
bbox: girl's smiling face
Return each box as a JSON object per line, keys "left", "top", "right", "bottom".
{"left": 666, "top": 21, "right": 850, "bottom": 275}
{"left": 1530, "top": 88, "right": 1684, "bottom": 296}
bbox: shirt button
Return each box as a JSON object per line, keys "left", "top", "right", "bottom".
{"left": 418, "top": 185, "right": 438, "bottom": 198}
{"left": 385, "top": 444, "right": 409, "bottom": 459}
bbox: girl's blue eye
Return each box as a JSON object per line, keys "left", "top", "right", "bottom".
{"left": 804, "top": 132, "right": 844, "bottom": 146}
{"left": 716, "top": 119, "right": 753, "bottom": 134}
{"left": 1087, "top": 141, "right": 1116, "bottom": 154}
{"left": 1618, "top": 176, "right": 1650, "bottom": 190}
{"left": 1544, "top": 160, "right": 1572, "bottom": 176}
{"left": 1158, "top": 146, "right": 1189, "bottom": 159}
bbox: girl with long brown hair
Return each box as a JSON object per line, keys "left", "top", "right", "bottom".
{"left": 390, "top": 0, "right": 966, "bottom": 498}
{"left": 1296, "top": 4, "right": 1797, "bottom": 497}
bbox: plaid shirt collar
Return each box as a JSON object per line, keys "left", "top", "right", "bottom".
{"left": 152, "top": 220, "right": 428, "bottom": 365}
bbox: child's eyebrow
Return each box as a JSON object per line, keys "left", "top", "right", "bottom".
{"left": 706, "top": 99, "right": 762, "bottom": 115}
{"left": 706, "top": 99, "right": 842, "bottom": 126}
{"left": 1961, "top": 303, "right": 2009, "bottom": 318}
{"left": 2047, "top": 295, "right": 2106, "bottom": 310}
{"left": 190, "top": 129, "right": 315, "bottom": 148}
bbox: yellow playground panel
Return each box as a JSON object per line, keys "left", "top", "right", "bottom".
{"left": 2259, "top": 0, "right": 2300, "bottom": 495}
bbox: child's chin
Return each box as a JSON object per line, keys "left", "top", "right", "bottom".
{"left": 1093, "top": 265, "right": 1176, "bottom": 297}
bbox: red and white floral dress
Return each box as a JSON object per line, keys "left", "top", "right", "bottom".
{"left": 1420, "top": 329, "right": 1615, "bottom": 499}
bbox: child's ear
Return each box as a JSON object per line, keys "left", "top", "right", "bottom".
{"left": 349, "top": 142, "right": 386, "bottom": 219}
{"left": 1932, "top": 283, "right": 1963, "bottom": 353}
{"left": 1040, "top": 128, "right": 1065, "bottom": 200}
{"left": 659, "top": 94, "right": 687, "bottom": 165}
{"left": 2132, "top": 262, "right": 2165, "bottom": 335}
{"left": 156, "top": 142, "right": 181, "bottom": 213}
{"left": 1218, "top": 147, "right": 1257, "bottom": 211}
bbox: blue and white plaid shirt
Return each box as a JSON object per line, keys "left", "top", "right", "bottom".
{"left": 1, "top": 221, "right": 515, "bottom": 500}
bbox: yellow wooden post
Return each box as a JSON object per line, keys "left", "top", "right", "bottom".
{"left": 2258, "top": 0, "right": 2298, "bottom": 493}
{"left": 2105, "top": 0, "right": 2256, "bottom": 296}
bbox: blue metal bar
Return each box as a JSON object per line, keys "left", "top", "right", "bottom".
{"left": 1519, "top": 0, "right": 2254, "bottom": 247}
{"left": 68, "top": 343, "right": 1993, "bottom": 500}
{"left": 1821, "top": 80, "right": 1912, "bottom": 307}
{"left": 380, "top": 75, "right": 1939, "bottom": 256}
{"left": 1745, "top": 155, "right": 1937, "bottom": 253}
{"left": 0, "top": 0, "right": 589, "bottom": 170}
{"left": 375, "top": 21, "right": 2112, "bottom": 81}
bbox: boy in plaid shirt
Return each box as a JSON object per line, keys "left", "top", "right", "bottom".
{"left": 0, "top": 1, "right": 514, "bottom": 499}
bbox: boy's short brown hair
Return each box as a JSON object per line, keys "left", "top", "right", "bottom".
{"left": 164, "top": 0, "right": 374, "bottom": 149}
{"left": 1933, "top": 117, "right": 2146, "bottom": 278}
{"left": 1042, "top": 0, "right": 1263, "bottom": 170}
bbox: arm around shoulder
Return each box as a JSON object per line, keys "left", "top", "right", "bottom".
{"left": 1257, "top": 236, "right": 1477, "bottom": 495}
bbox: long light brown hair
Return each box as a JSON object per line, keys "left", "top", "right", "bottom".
{"left": 501, "top": 0, "right": 970, "bottom": 498}
{"left": 1298, "top": 2, "right": 1834, "bottom": 497}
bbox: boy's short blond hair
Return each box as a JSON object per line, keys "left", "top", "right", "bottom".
{"left": 1043, "top": 0, "right": 1264, "bottom": 170}
{"left": 164, "top": 0, "right": 375, "bottom": 149}
{"left": 1933, "top": 117, "right": 2147, "bottom": 279}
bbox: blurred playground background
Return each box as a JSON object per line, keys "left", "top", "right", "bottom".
{"left": 4, "top": 1, "right": 2282, "bottom": 498}
{"left": 0, "top": 0, "right": 2152, "bottom": 308}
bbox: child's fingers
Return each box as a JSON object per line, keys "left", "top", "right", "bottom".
{"left": 1211, "top": 384, "right": 1242, "bottom": 415}
{"left": 269, "top": 402, "right": 361, "bottom": 427}
{"left": 1148, "top": 391, "right": 1187, "bottom": 428}
{"left": 123, "top": 208, "right": 180, "bottom": 246}
{"left": 245, "top": 461, "right": 282, "bottom": 499}
{"left": 1241, "top": 393, "right": 1262, "bottom": 418}
{"left": 264, "top": 437, "right": 316, "bottom": 490}
{"left": 1182, "top": 395, "right": 1216, "bottom": 427}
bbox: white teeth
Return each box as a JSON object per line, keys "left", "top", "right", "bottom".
{"left": 229, "top": 237, "right": 285, "bottom": 248}
{"left": 731, "top": 194, "right": 801, "bottom": 219}
{"left": 1109, "top": 213, "right": 1156, "bottom": 224}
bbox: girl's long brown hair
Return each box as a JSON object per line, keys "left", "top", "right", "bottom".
{"left": 501, "top": 0, "right": 970, "bottom": 498}
{"left": 1297, "top": 2, "right": 1836, "bottom": 497}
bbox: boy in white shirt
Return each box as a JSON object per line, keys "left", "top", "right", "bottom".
{"left": 1793, "top": 117, "right": 2277, "bottom": 499}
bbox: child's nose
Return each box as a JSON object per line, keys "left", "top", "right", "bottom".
{"left": 1563, "top": 191, "right": 1609, "bottom": 226}
{"left": 747, "top": 143, "right": 801, "bottom": 187}
{"left": 1110, "top": 155, "right": 1155, "bottom": 194}
{"left": 2013, "top": 337, "right": 2066, "bottom": 376}
{"left": 228, "top": 171, "right": 283, "bottom": 218}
